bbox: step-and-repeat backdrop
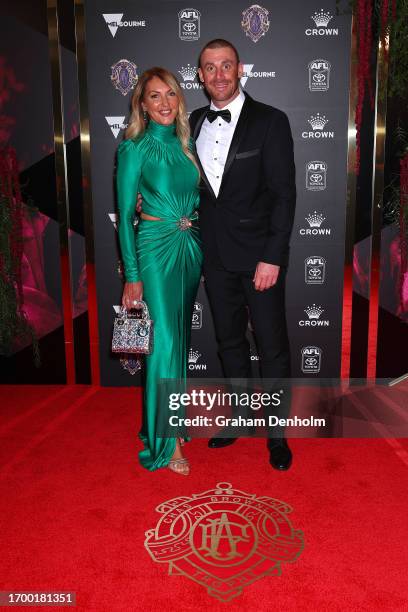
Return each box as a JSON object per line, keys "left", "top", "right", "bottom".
{"left": 83, "top": 0, "right": 351, "bottom": 385}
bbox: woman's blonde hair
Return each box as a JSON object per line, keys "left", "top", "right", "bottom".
{"left": 125, "top": 67, "right": 198, "bottom": 172}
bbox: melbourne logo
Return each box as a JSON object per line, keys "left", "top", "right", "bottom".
{"left": 102, "top": 13, "right": 146, "bottom": 38}
{"left": 108, "top": 212, "right": 138, "bottom": 232}
{"left": 105, "top": 116, "right": 127, "bottom": 138}
{"left": 302, "top": 113, "right": 334, "bottom": 139}
{"left": 178, "top": 64, "right": 203, "bottom": 90}
{"left": 299, "top": 304, "right": 330, "bottom": 327}
{"left": 299, "top": 211, "right": 331, "bottom": 236}
{"left": 192, "top": 302, "right": 203, "bottom": 329}
{"left": 178, "top": 8, "right": 201, "bottom": 41}
{"left": 301, "top": 346, "right": 322, "bottom": 373}
{"left": 241, "top": 5, "right": 270, "bottom": 43}
{"left": 110, "top": 59, "right": 138, "bottom": 96}
{"left": 145, "top": 482, "right": 304, "bottom": 602}
{"left": 240, "top": 64, "right": 276, "bottom": 88}
{"left": 305, "top": 9, "right": 338, "bottom": 36}
{"left": 306, "top": 161, "right": 327, "bottom": 190}
{"left": 308, "top": 59, "right": 331, "bottom": 91}
{"left": 188, "top": 347, "right": 207, "bottom": 370}
{"left": 108, "top": 213, "right": 118, "bottom": 230}
{"left": 305, "top": 256, "right": 326, "bottom": 284}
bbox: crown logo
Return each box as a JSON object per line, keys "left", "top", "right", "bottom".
{"left": 178, "top": 64, "right": 197, "bottom": 81}
{"left": 308, "top": 113, "right": 328, "bottom": 130}
{"left": 311, "top": 9, "right": 333, "bottom": 27}
{"left": 188, "top": 348, "right": 201, "bottom": 363}
{"left": 305, "top": 211, "right": 325, "bottom": 227}
{"left": 304, "top": 304, "right": 324, "bottom": 319}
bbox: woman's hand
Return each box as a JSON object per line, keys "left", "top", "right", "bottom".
{"left": 122, "top": 281, "right": 143, "bottom": 309}
{"left": 136, "top": 192, "right": 143, "bottom": 213}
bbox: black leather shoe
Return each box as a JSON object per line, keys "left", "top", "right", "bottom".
{"left": 268, "top": 438, "right": 292, "bottom": 470}
{"left": 208, "top": 437, "right": 237, "bottom": 449}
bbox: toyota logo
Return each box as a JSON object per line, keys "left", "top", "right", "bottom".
{"left": 183, "top": 22, "right": 196, "bottom": 31}
{"left": 305, "top": 357, "right": 317, "bottom": 366}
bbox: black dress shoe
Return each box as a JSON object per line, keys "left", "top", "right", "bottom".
{"left": 208, "top": 437, "right": 237, "bottom": 449}
{"left": 268, "top": 438, "right": 292, "bottom": 470}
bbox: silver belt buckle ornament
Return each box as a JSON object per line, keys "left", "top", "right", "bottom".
{"left": 177, "top": 216, "right": 192, "bottom": 231}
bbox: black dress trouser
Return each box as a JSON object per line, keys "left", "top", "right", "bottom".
{"left": 203, "top": 260, "right": 291, "bottom": 439}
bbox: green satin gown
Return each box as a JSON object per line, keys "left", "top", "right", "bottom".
{"left": 116, "top": 119, "right": 202, "bottom": 471}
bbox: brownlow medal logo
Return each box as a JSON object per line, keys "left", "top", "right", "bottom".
{"left": 144, "top": 482, "right": 304, "bottom": 601}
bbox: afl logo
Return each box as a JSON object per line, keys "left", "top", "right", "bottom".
{"left": 308, "top": 59, "right": 331, "bottom": 91}
{"left": 301, "top": 346, "right": 322, "bottom": 373}
{"left": 305, "top": 256, "right": 326, "bottom": 284}
{"left": 178, "top": 8, "right": 201, "bottom": 41}
{"left": 306, "top": 160, "right": 327, "bottom": 191}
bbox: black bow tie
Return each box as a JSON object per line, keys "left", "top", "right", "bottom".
{"left": 206, "top": 109, "right": 231, "bottom": 124}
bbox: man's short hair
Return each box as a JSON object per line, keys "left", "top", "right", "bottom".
{"left": 199, "top": 39, "right": 240, "bottom": 67}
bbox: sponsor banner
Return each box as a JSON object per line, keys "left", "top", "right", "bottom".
{"left": 308, "top": 59, "right": 331, "bottom": 92}
{"left": 305, "top": 256, "right": 326, "bottom": 285}
{"left": 306, "top": 161, "right": 327, "bottom": 191}
{"left": 302, "top": 113, "right": 334, "bottom": 139}
{"left": 301, "top": 346, "right": 322, "bottom": 374}
{"left": 192, "top": 302, "right": 203, "bottom": 329}
{"left": 188, "top": 347, "right": 207, "bottom": 371}
{"left": 102, "top": 13, "right": 146, "bottom": 38}
{"left": 240, "top": 64, "right": 276, "bottom": 88}
{"left": 305, "top": 9, "right": 338, "bottom": 36}
{"left": 178, "top": 64, "right": 204, "bottom": 90}
{"left": 299, "top": 212, "right": 331, "bottom": 237}
{"left": 299, "top": 304, "right": 330, "bottom": 327}
{"left": 105, "top": 116, "right": 127, "bottom": 138}
{"left": 178, "top": 8, "right": 201, "bottom": 41}
{"left": 241, "top": 4, "right": 270, "bottom": 43}
{"left": 110, "top": 59, "right": 138, "bottom": 96}
{"left": 108, "top": 213, "right": 118, "bottom": 231}
{"left": 82, "top": 0, "right": 352, "bottom": 384}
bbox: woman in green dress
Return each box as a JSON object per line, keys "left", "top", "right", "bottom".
{"left": 116, "top": 67, "right": 202, "bottom": 475}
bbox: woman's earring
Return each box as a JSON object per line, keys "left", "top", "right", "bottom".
{"left": 143, "top": 110, "right": 148, "bottom": 122}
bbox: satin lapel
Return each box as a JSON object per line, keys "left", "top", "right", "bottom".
{"left": 192, "top": 108, "right": 217, "bottom": 200}
{"left": 219, "top": 96, "right": 251, "bottom": 196}
{"left": 192, "top": 109, "right": 208, "bottom": 140}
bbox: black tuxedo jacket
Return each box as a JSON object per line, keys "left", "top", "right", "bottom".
{"left": 189, "top": 93, "right": 296, "bottom": 271}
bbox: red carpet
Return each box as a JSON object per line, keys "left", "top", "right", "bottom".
{"left": 1, "top": 385, "right": 407, "bottom": 611}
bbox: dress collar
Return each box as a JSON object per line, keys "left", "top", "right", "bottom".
{"left": 147, "top": 119, "right": 177, "bottom": 143}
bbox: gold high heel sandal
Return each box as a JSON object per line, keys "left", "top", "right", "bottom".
{"left": 168, "top": 457, "right": 190, "bottom": 476}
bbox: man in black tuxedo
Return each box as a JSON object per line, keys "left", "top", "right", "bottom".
{"left": 189, "top": 39, "right": 296, "bottom": 470}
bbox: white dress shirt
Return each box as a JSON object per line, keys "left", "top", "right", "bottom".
{"left": 196, "top": 89, "right": 245, "bottom": 197}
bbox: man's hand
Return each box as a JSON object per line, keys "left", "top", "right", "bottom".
{"left": 253, "top": 262, "right": 280, "bottom": 291}
{"left": 136, "top": 192, "right": 143, "bottom": 213}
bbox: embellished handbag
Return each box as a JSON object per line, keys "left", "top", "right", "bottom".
{"left": 112, "top": 301, "right": 153, "bottom": 355}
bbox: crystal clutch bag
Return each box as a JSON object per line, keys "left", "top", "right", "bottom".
{"left": 112, "top": 301, "right": 153, "bottom": 355}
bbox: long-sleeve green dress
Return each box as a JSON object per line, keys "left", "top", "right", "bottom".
{"left": 116, "top": 119, "right": 202, "bottom": 471}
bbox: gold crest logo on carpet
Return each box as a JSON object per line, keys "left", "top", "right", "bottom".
{"left": 144, "top": 482, "right": 304, "bottom": 601}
